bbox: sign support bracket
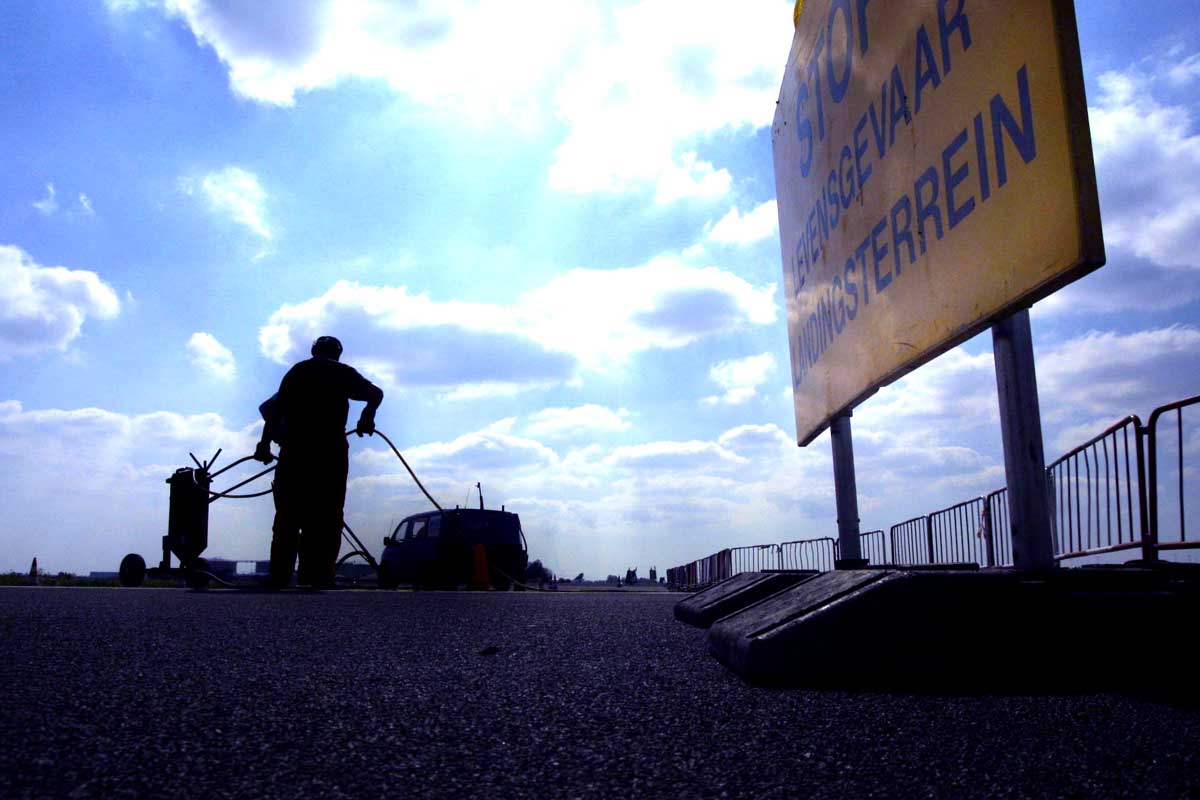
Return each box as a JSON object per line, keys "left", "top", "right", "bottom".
{"left": 830, "top": 412, "right": 866, "bottom": 568}
{"left": 992, "top": 308, "right": 1055, "bottom": 571}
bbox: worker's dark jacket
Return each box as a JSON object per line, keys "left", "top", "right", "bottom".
{"left": 270, "top": 357, "right": 381, "bottom": 452}
{"left": 260, "top": 356, "right": 384, "bottom": 507}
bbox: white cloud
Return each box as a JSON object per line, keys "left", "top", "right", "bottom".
{"left": 114, "top": 0, "right": 790, "bottom": 203}
{"left": 32, "top": 183, "right": 58, "bottom": 216}
{"left": 259, "top": 282, "right": 576, "bottom": 398}
{"left": 398, "top": 427, "right": 559, "bottom": 475}
{"left": 184, "top": 166, "right": 272, "bottom": 241}
{"left": 525, "top": 405, "right": 631, "bottom": 439}
{"left": 701, "top": 386, "right": 757, "bottom": 406}
{"left": 259, "top": 256, "right": 776, "bottom": 394}
{"left": 702, "top": 352, "right": 775, "bottom": 405}
{"left": 0, "top": 400, "right": 264, "bottom": 574}
{"left": 1168, "top": 52, "right": 1200, "bottom": 86}
{"left": 187, "top": 331, "right": 236, "bottom": 381}
{"left": 1036, "top": 254, "right": 1200, "bottom": 315}
{"left": 112, "top": 0, "right": 596, "bottom": 117}
{"left": 0, "top": 244, "right": 121, "bottom": 359}
{"left": 29, "top": 184, "right": 96, "bottom": 218}
{"left": 710, "top": 352, "right": 775, "bottom": 390}
{"left": 1038, "top": 326, "right": 1200, "bottom": 425}
{"left": 707, "top": 200, "right": 779, "bottom": 245}
{"left": 606, "top": 439, "right": 747, "bottom": 472}
{"left": 522, "top": 257, "right": 778, "bottom": 365}
{"left": 650, "top": 152, "right": 732, "bottom": 205}
{"left": 854, "top": 347, "right": 998, "bottom": 436}
{"left": 717, "top": 423, "right": 793, "bottom": 455}
{"left": 547, "top": 0, "right": 789, "bottom": 201}
{"left": 1089, "top": 61, "right": 1200, "bottom": 269}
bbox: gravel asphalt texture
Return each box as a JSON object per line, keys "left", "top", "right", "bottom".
{"left": 3, "top": 587, "right": 1200, "bottom": 799}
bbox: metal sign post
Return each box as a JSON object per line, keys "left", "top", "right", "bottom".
{"left": 992, "top": 309, "right": 1054, "bottom": 570}
{"left": 830, "top": 413, "right": 864, "bottom": 567}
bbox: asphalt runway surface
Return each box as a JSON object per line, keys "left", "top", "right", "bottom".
{"left": 3, "top": 587, "right": 1200, "bottom": 799}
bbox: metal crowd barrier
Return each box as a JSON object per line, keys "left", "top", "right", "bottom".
{"left": 1047, "top": 415, "right": 1148, "bottom": 562}
{"left": 666, "top": 395, "right": 1200, "bottom": 588}
{"left": 1147, "top": 395, "right": 1200, "bottom": 556}
{"left": 889, "top": 516, "right": 930, "bottom": 566}
{"left": 986, "top": 488, "right": 1012, "bottom": 567}
{"left": 929, "top": 496, "right": 992, "bottom": 566}
{"left": 730, "top": 544, "right": 779, "bottom": 575}
{"left": 779, "top": 537, "right": 837, "bottom": 572}
{"left": 855, "top": 529, "right": 888, "bottom": 565}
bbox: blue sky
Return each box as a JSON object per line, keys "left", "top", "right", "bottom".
{"left": 1, "top": 0, "right": 1198, "bottom": 577}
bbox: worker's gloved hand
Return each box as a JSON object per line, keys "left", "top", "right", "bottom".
{"left": 253, "top": 440, "right": 275, "bottom": 464}
{"left": 355, "top": 414, "right": 376, "bottom": 437}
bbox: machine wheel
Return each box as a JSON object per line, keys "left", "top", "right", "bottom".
{"left": 119, "top": 553, "right": 146, "bottom": 588}
{"left": 185, "top": 558, "right": 211, "bottom": 589}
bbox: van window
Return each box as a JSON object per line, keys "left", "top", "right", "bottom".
{"left": 427, "top": 516, "right": 441, "bottom": 538}
{"left": 411, "top": 518, "right": 428, "bottom": 539}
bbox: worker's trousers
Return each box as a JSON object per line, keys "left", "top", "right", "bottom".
{"left": 269, "top": 442, "right": 349, "bottom": 588}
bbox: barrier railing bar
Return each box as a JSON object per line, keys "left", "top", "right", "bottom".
{"left": 1179, "top": 406, "right": 1186, "bottom": 542}
{"left": 1134, "top": 420, "right": 1152, "bottom": 561}
{"left": 1102, "top": 435, "right": 1111, "bottom": 547}
{"left": 1088, "top": 445, "right": 1097, "bottom": 551}
{"left": 1055, "top": 540, "right": 1144, "bottom": 562}
{"left": 1080, "top": 453, "right": 1089, "bottom": 554}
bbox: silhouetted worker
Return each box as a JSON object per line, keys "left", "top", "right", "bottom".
{"left": 254, "top": 336, "right": 383, "bottom": 589}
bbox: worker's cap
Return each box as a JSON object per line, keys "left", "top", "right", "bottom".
{"left": 311, "top": 335, "right": 343, "bottom": 360}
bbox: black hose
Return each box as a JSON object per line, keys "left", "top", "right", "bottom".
{"left": 214, "top": 489, "right": 274, "bottom": 499}
{"left": 187, "top": 569, "right": 240, "bottom": 588}
{"left": 209, "top": 454, "right": 256, "bottom": 481}
{"left": 209, "top": 464, "right": 277, "bottom": 501}
{"left": 491, "top": 565, "right": 557, "bottom": 593}
{"left": 373, "top": 430, "right": 443, "bottom": 511}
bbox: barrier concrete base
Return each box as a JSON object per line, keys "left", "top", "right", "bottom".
{"left": 674, "top": 571, "right": 819, "bottom": 629}
{"left": 706, "top": 566, "right": 1200, "bottom": 688}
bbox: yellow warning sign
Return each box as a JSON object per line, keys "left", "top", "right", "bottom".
{"left": 774, "top": 0, "right": 1103, "bottom": 445}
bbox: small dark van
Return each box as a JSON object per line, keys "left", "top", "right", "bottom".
{"left": 377, "top": 508, "right": 528, "bottom": 590}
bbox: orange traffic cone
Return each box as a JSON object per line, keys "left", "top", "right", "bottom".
{"left": 469, "top": 544, "right": 492, "bottom": 591}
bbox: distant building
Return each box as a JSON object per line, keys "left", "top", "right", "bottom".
{"left": 338, "top": 561, "right": 375, "bottom": 580}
